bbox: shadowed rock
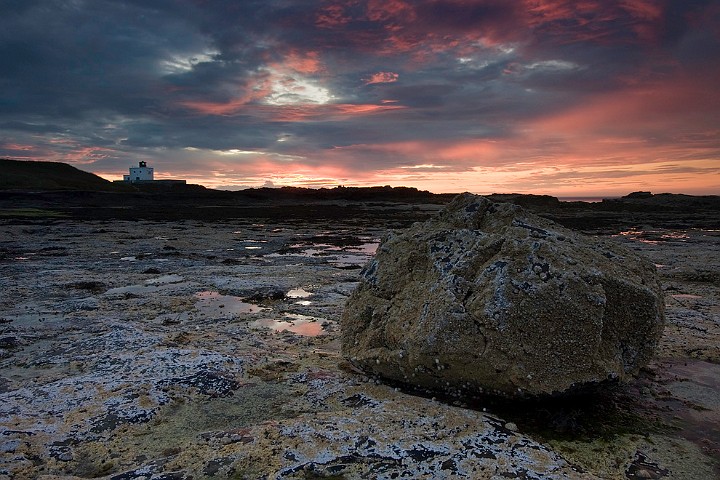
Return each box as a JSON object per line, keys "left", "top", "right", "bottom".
{"left": 341, "top": 193, "right": 665, "bottom": 397}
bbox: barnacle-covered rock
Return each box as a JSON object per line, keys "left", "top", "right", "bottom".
{"left": 342, "top": 193, "right": 665, "bottom": 396}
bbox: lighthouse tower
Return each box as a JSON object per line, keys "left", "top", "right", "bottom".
{"left": 123, "top": 161, "right": 154, "bottom": 182}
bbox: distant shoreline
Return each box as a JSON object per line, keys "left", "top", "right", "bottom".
{"left": 558, "top": 196, "right": 616, "bottom": 203}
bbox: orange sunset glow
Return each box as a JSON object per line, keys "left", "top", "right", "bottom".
{"left": 2, "top": 0, "right": 719, "bottom": 196}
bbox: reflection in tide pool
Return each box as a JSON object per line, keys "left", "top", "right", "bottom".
{"left": 263, "top": 239, "right": 379, "bottom": 269}
{"left": 346, "top": 242, "right": 379, "bottom": 255}
{"left": 656, "top": 360, "right": 720, "bottom": 457}
{"left": 252, "top": 314, "right": 327, "bottom": 336}
{"left": 616, "top": 229, "right": 691, "bottom": 244}
{"left": 287, "top": 288, "right": 312, "bottom": 298}
{"left": 194, "top": 291, "right": 266, "bottom": 317}
{"left": 331, "top": 254, "right": 370, "bottom": 267}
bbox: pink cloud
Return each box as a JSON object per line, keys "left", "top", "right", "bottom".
{"left": 529, "top": 69, "right": 720, "bottom": 141}
{"left": 62, "top": 146, "right": 117, "bottom": 165}
{"left": 364, "top": 71, "right": 399, "bottom": 85}
{"left": 366, "top": 0, "right": 415, "bottom": 22}
{"left": 259, "top": 103, "right": 407, "bottom": 122}
{"left": 179, "top": 98, "right": 250, "bottom": 116}
{"left": 522, "top": 0, "right": 668, "bottom": 45}
{"left": 315, "top": 4, "right": 353, "bottom": 28}
{"left": 281, "top": 50, "right": 324, "bottom": 74}
{"left": 178, "top": 75, "right": 274, "bottom": 116}
{"left": 5, "top": 137, "right": 119, "bottom": 165}
{"left": 312, "top": 1, "right": 493, "bottom": 61}
{"left": 2, "top": 142, "right": 36, "bottom": 151}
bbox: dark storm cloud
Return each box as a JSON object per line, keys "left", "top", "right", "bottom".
{"left": 1, "top": 0, "right": 718, "bottom": 193}
{"left": 2, "top": 1, "right": 190, "bottom": 115}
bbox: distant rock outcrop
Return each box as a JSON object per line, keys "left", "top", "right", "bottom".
{"left": 342, "top": 193, "right": 665, "bottom": 397}
{"left": 601, "top": 192, "right": 720, "bottom": 211}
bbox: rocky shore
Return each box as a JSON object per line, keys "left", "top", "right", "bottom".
{"left": 0, "top": 197, "right": 718, "bottom": 479}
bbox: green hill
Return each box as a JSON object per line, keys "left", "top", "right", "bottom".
{"left": 0, "top": 159, "right": 131, "bottom": 191}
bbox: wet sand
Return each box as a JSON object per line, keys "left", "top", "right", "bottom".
{"left": 0, "top": 210, "right": 718, "bottom": 478}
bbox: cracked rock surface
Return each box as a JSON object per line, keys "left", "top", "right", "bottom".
{"left": 0, "top": 209, "right": 718, "bottom": 479}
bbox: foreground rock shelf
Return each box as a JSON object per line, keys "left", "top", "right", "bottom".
{"left": 0, "top": 214, "right": 718, "bottom": 479}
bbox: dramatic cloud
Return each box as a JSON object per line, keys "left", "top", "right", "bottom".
{"left": 1, "top": 0, "right": 718, "bottom": 195}
{"left": 364, "top": 72, "right": 400, "bottom": 85}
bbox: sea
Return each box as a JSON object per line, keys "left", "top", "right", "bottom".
{"left": 558, "top": 197, "right": 617, "bottom": 203}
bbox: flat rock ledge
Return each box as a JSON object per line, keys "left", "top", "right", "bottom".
{"left": 342, "top": 193, "right": 665, "bottom": 397}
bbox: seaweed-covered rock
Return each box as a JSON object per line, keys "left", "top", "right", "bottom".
{"left": 341, "top": 193, "right": 665, "bottom": 396}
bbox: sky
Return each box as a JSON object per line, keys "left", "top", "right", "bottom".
{"left": 1, "top": 0, "right": 719, "bottom": 196}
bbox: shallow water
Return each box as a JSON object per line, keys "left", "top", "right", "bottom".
{"left": 660, "top": 360, "right": 720, "bottom": 452}
{"left": 346, "top": 242, "right": 379, "bottom": 255}
{"left": 263, "top": 238, "right": 378, "bottom": 268}
{"left": 671, "top": 293, "right": 703, "bottom": 300}
{"left": 251, "top": 314, "right": 327, "bottom": 336}
{"left": 194, "top": 291, "right": 266, "bottom": 317}
{"left": 286, "top": 288, "right": 312, "bottom": 298}
{"left": 146, "top": 274, "right": 184, "bottom": 285}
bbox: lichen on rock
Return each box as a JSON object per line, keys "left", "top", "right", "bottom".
{"left": 341, "top": 193, "right": 665, "bottom": 397}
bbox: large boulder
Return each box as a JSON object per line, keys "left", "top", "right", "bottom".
{"left": 341, "top": 193, "right": 665, "bottom": 397}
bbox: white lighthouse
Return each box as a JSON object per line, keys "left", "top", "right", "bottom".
{"left": 123, "top": 161, "right": 154, "bottom": 182}
{"left": 116, "top": 161, "right": 186, "bottom": 186}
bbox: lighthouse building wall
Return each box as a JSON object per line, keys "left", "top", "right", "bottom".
{"left": 128, "top": 166, "right": 154, "bottom": 181}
